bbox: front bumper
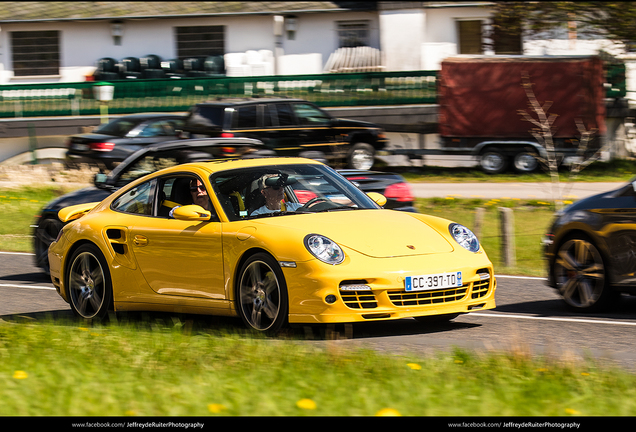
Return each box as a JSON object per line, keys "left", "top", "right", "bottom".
{"left": 282, "top": 251, "right": 496, "bottom": 324}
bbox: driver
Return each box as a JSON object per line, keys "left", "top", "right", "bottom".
{"left": 250, "top": 174, "right": 303, "bottom": 216}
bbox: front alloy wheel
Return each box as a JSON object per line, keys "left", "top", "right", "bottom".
{"left": 553, "top": 237, "right": 615, "bottom": 311}
{"left": 67, "top": 244, "right": 113, "bottom": 320}
{"left": 237, "top": 253, "right": 288, "bottom": 334}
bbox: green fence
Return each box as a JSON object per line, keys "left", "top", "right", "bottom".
{"left": 0, "top": 64, "right": 626, "bottom": 119}
{"left": 0, "top": 71, "right": 438, "bottom": 119}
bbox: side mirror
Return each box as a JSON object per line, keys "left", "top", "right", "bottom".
{"left": 367, "top": 192, "right": 387, "bottom": 207}
{"left": 172, "top": 205, "right": 211, "bottom": 221}
{"left": 94, "top": 173, "right": 107, "bottom": 186}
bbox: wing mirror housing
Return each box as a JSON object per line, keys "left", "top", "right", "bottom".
{"left": 172, "top": 205, "right": 212, "bottom": 221}
{"left": 367, "top": 192, "right": 387, "bottom": 207}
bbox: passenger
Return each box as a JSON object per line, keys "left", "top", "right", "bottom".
{"left": 251, "top": 174, "right": 303, "bottom": 215}
{"left": 169, "top": 178, "right": 210, "bottom": 217}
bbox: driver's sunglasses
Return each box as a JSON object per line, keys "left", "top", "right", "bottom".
{"left": 190, "top": 185, "right": 206, "bottom": 192}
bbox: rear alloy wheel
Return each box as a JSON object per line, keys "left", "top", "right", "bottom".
{"left": 67, "top": 244, "right": 113, "bottom": 320}
{"left": 513, "top": 151, "right": 539, "bottom": 173}
{"left": 237, "top": 253, "right": 288, "bottom": 334}
{"left": 553, "top": 236, "right": 617, "bottom": 312}
{"left": 479, "top": 150, "right": 508, "bottom": 174}
{"left": 348, "top": 143, "right": 375, "bottom": 170}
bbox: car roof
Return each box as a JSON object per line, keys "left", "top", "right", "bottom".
{"left": 160, "top": 156, "right": 324, "bottom": 175}
{"left": 112, "top": 112, "right": 185, "bottom": 120}
{"left": 107, "top": 137, "right": 264, "bottom": 177}
{"left": 194, "top": 97, "right": 306, "bottom": 107}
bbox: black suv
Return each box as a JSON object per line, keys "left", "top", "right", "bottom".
{"left": 181, "top": 98, "right": 389, "bottom": 170}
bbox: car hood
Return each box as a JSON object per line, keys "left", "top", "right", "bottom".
{"left": 332, "top": 118, "right": 379, "bottom": 129}
{"left": 254, "top": 210, "right": 454, "bottom": 258}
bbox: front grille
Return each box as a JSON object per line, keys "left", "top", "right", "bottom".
{"left": 471, "top": 279, "right": 490, "bottom": 299}
{"left": 340, "top": 290, "right": 378, "bottom": 309}
{"left": 388, "top": 286, "right": 469, "bottom": 307}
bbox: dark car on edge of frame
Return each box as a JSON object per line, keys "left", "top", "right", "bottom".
{"left": 544, "top": 177, "right": 636, "bottom": 312}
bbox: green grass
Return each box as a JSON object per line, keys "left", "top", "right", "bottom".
{"left": 2, "top": 317, "right": 636, "bottom": 417}
{"left": 0, "top": 186, "right": 80, "bottom": 252}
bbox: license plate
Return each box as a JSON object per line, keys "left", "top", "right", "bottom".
{"left": 71, "top": 143, "right": 89, "bottom": 151}
{"left": 405, "top": 271, "right": 462, "bottom": 291}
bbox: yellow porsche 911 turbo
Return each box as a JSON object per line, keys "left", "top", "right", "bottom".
{"left": 48, "top": 157, "right": 496, "bottom": 333}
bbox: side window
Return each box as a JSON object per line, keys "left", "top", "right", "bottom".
{"left": 292, "top": 103, "right": 331, "bottom": 125}
{"left": 139, "top": 121, "right": 168, "bottom": 137}
{"left": 236, "top": 106, "right": 258, "bottom": 128}
{"left": 111, "top": 179, "right": 156, "bottom": 216}
{"left": 157, "top": 175, "right": 217, "bottom": 220}
{"left": 262, "top": 105, "right": 273, "bottom": 127}
{"left": 274, "top": 103, "right": 296, "bottom": 126}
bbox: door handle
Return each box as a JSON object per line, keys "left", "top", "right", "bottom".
{"left": 133, "top": 235, "right": 148, "bottom": 247}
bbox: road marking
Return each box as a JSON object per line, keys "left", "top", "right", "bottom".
{"left": 0, "top": 251, "right": 34, "bottom": 255}
{"left": 470, "top": 312, "right": 636, "bottom": 327}
{"left": 0, "top": 283, "right": 55, "bottom": 291}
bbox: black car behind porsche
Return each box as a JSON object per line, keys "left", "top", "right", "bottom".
{"left": 544, "top": 178, "right": 636, "bottom": 312}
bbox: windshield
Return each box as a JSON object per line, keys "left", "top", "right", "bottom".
{"left": 93, "top": 118, "right": 142, "bottom": 136}
{"left": 211, "top": 164, "right": 380, "bottom": 221}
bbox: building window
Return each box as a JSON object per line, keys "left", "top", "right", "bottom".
{"left": 337, "top": 20, "right": 370, "bottom": 48}
{"left": 458, "top": 20, "right": 483, "bottom": 54}
{"left": 175, "top": 26, "right": 225, "bottom": 59}
{"left": 492, "top": 17, "right": 522, "bottom": 55}
{"left": 11, "top": 30, "right": 60, "bottom": 76}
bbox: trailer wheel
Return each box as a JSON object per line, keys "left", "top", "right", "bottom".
{"left": 479, "top": 149, "right": 508, "bottom": 174}
{"left": 513, "top": 151, "right": 539, "bottom": 174}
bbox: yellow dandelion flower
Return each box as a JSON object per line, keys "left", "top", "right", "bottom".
{"left": 454, "top": 360, "right": 464, "bottom": 364}
{"left": 376, "top": 408, "right": 401, "bottom": 416}
{"left": 565, "top": 408, "right": 580, "bottom": 415}
{"left": 536, "top": 368, "right": 548, "bottom": 372}
{"left": 296, "top": 398, "right": 317, "bottom": 410}
{"left": 208, "top": 403, "right": 227, "bottom": 413}
{"left": 13, "top": 371, "right": 28, "bottom": 379}
{"left": 124, "top": 410, "right": 137, "bottom": 416}
{"left": 581, "top": 372, "right": 590, "bottom": 376}
{"left": 407, "top": 363, "right": 422, "bottom": 370}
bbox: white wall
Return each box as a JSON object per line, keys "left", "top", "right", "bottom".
{"left": 379, "top": 9, "right": 424, "bottom": 71}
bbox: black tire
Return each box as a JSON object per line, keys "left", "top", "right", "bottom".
{"left": 512, "top": 151, "right": 539, "bottom": 173}
{"left": 479, "top": 149, "right": 508, "bottom": 174}
{"left": 553, "top": 235, "right": 618, "bottom": 312}
{"left": 33, "top": 217, "right": 63, "bottom": 273}
{"left": 66, "top": 244, "right": 113, "bottom": 320}
{"left": 236, "top": 253, "right": 288, "bottom": 334}
{"left": 347, "top": 142, "right": 375, "bottom": 170}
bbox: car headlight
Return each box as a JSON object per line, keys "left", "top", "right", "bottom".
{"left": 304, "top": 234, "right": 345, "bottom": 265}
{"left": 449, "top": 223, "right": 480, "bottom": 252}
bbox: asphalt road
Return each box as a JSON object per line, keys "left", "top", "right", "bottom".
{"left": 3, "top": 251, "right": 636, "bottom": 371}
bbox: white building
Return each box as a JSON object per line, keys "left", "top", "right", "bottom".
{"left": 0, "top": 1, "right": 632, "bottom": 95}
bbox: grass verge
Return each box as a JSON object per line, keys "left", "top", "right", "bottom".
{"left": 2, "top": 317, "right": 636, "bottom": 416}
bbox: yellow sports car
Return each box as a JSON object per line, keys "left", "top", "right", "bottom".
{"left": 48, "top": 157, "right": 496, "bottom": 333}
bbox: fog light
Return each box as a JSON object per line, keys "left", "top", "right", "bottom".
{"left": 325, "top": 295, "right": 337, "bottom": 304}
